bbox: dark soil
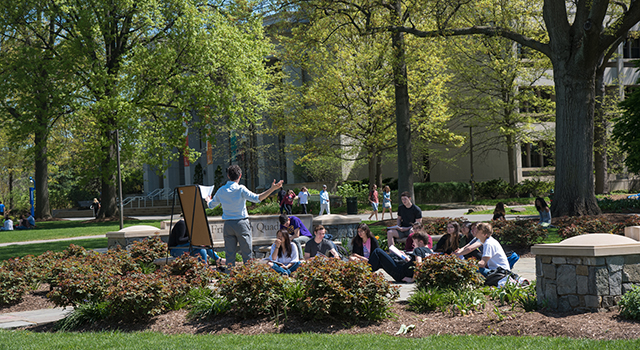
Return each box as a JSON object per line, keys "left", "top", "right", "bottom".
{"left": 4, "top": 283, "right": 640, "bottom": 339}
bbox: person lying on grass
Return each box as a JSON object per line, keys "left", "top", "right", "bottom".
{"left": 368, "top": 231, "right": 433, "bottom": 283}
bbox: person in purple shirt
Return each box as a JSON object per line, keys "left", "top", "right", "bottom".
{"left": 207, "top": 165, "right": 283, "bottom": 266}
{"left": 279, "top": 214, "right": 312, "bottom": 258}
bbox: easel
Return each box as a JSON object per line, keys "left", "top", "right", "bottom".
{"left": 167, "top": 185, "right": 214, "bottom": 262}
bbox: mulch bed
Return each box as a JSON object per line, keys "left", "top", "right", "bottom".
{"left": 3, "top": 282, "right": 640, "bottom": 339}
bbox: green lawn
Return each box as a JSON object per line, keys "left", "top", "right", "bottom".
{"left": 1, "top": 332, "right": 637, "bottom": 349}
{"left": 0, "top": 219, "right": 163, "bottom": 245}
{"left": 0, "top": 238, "right": 108, "bottom": 261}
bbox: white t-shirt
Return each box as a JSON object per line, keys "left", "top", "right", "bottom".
{"left": 298, "top": 191, "right": 309, "bottom": 204}
{"left": 269, "top": 242, "right": 299, "bottom": 264}
{"left": 482, "top": 236, "right": 509, "bottom": 270}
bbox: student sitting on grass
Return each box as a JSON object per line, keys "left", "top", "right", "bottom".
{"left": 267, "top": 229, "right": 300, "bottom": 275}
{"left": 0, "top": 215, "right": 13, "bottom": 231}
{"left": 368, "top": 232, "right": 432, "bottom": 283}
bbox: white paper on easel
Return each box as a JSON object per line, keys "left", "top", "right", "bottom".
{"left": 198, "top": 185, "right": 215, "bottom": 199}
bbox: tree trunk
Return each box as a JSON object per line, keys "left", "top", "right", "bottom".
{"left": 391, "top": 1, "right": 413, "bottom": 201}
{"left": 551, "top": 62, "right": 601, "bottom": 217}
{"left": 34, "top": 124, "right": 51, "bottom": 219}
{"left": 368, "top": 148, "right": 376, "bottom": 189}
{"left": 594, "top": 68, "right": 608, "bottom": 194}
{"left": 506, "top": 134, "right": 517, "bottom": 186}
{"left": 100, "top": 123, "right": 119, "bottom": 218}
{"left": 376, "top": 153, "right": 382, "bottom": 187}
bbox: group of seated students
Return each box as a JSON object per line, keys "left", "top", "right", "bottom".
{"left": 169, "top": 211, "right": 513, "bottom": 283}
{"left": 0, "top": 213, "right": 35, "bottom": 231}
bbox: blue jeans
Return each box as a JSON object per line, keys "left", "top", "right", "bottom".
{"left": 271, "top": 261, "right": 301, "bottom": 276}
{"left": 368, "top": 248, "right": 413, "bottom": 282}
{"left": 478, "top": 267, "right": 491, "bottom": 277}
{"left": 292, "top": 235, "right": 311, "bottom": 258}
{"left": 170, "top": 244, "right": 220, "bottom": 264}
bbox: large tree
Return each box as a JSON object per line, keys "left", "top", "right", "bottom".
{"left": 0, "top": 1, "right": 79, "bottom": 219}
{"left": 289, "top": 0, "right": 640, "bottom": 216}
{"left": 447, "top": 34, "right": 555, "bottom": 185}
{"left": 45, "top": 0, "right": 273, "bottom": 217}
{"left": 273, "top": 8, "right": 459, "bottom": 187}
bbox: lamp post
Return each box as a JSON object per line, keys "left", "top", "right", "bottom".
{"left": 463, "top": 126, "right": 475, "bottom": 201}
{"left": 116, "top": 130, "right": 124, "bottom": 230}
{"left": 29, "top": 176, "right": 35, "bottom": 217}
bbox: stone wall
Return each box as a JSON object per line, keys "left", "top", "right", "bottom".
{"left": 536, "top": 254, "right": 640, "bottom": 312}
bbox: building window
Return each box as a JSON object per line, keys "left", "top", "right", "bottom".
{"left": 623, "top": 38, "right": 640, "bottom": 59}
{"left": 521, "top": 141, "right": 553, "bottom": 168}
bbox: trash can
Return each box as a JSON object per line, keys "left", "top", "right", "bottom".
{"left": 346, "top": 197, "right": 358, "bottom": 215}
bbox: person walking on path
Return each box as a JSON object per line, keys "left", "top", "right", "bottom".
{"left": 298, "top": 186, "right": 310, "bottom": 214}
{"left": 381, "top": 186, "right": 393, "bottom": 220}
{"left": 207, "top": 165, "right": 283, "bottom": 266}
{"left": 0, "top": 201, "right": 5, "bottom": 218}
{"left": 91, "top": 198, "right": 100, "bottom": 218}
{"left": 368, "top": 184, "right": 379, "bottom": 221}
{"left": 319, "top": 185, "right": 330, "bottom": 215}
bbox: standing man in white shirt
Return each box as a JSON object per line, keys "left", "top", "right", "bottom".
{"left": 319, "top": 184, "right": 330, "bottom": 215}
{"left": 207, "top": 165, "right": 283, "bottom": 266}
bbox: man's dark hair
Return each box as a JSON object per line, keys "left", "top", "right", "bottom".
{"left": 227, "top": 165, "right": 242, "bottom": 181}
{"left": 412, "top": 232, "right": 430, "bottom": 246}
{"left": 400, "top": 191, "right": 411, "bottom": 199}
{"left": 279, "top": 214, "right": 289, "bottom": 225}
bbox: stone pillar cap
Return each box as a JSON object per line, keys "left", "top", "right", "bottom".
{"left": 531, "top": 233, "right": 640, "bottom": 257}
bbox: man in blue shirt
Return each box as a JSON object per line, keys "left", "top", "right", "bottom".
{"left": 0, "top": 201, "right": 5, "bottom": 217}
{"left": 207, "top": 165, "right": 283, "bottom": 266}
{"left": 319, "top": 185, "right": 330, "bottom": 215}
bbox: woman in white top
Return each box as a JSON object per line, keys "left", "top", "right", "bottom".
{"left": 268, "top": 229, "right": 300, "bottom": 275}
{"left": 298, "top": 186, "right": 310, "bottom": 214}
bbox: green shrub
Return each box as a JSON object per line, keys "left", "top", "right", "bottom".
{"left": 295, "top": 258, "right": 399, "bottom": 321}
{"left": 187, "top": 288, "right": 232, "bottom": 321}
{"left": 476, "top": 179, "right": 509, "bottom": 199}
{"left": 54, "top": 301, "right": 110, "bottom": 331}
{"left": 413, "top": 182, "right": 471, "bottom": 204}
{"left": 164, "top": 254, "right": 214, "bottom": 286}
{"left": 619, "top": 285, "right": 640, "bottom": 320}
{"left": 217, "top": 261, "right": 290, "bottom": 318}
{"left": 483, "top": 280, "right": 538, "bottom": 311}
{"left": 408, "top": 287, "right": 485, "bottom": 315}
{"left": 0, "top": 267, "right": 29, "bottom": 306}
{"left": 598, "top": 198, "right": 640, "bottom": 212}
{"left": 413, "top": 254, "right": 482, "bottom": 290}
{"left": 555, "top": 215, "right": 640, "bottom": 239}
{"left": 335, "top": 182, "right": 369, "bottom": 203}
{"left": 129, "top": 237, "right": 167, "bottom": 265}
{"left": 492, "top": 220, "right": 548, "bottom": 247}
{"left": 519, "top": 179, "right": 554, "bottom": 198}
{"left": 106, "top": 272, "right": 180, "bottom": 321}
